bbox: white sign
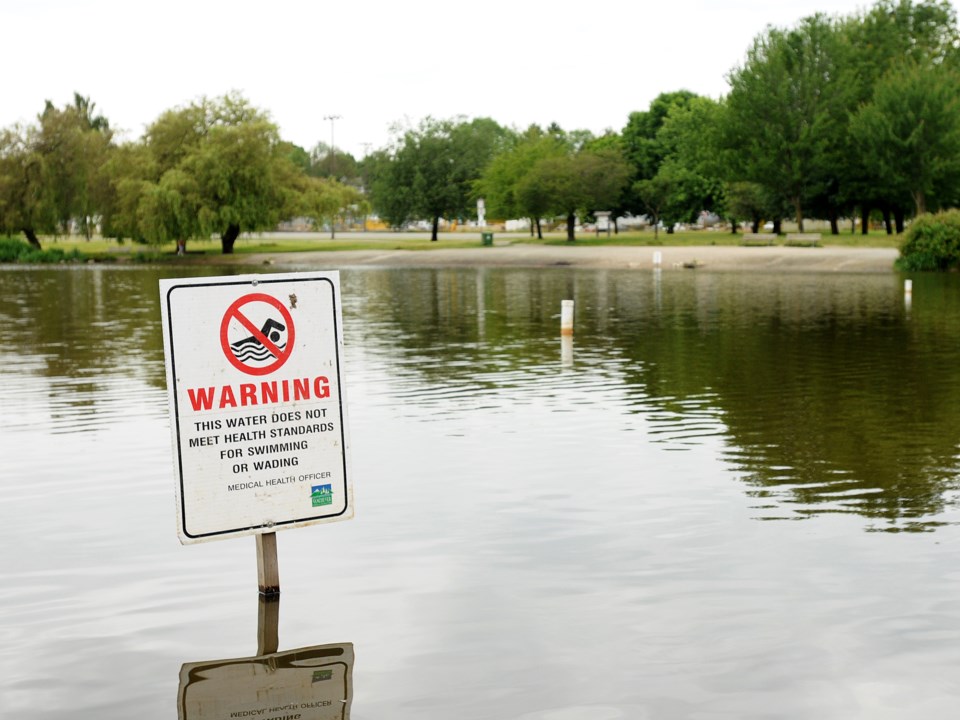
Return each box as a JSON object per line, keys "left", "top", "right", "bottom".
{"left": 159, "top": 271, "right": 352, "bottom": 544}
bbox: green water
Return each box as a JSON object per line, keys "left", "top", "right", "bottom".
{"left": 2, "top": 264, "right": 959, "bottom": 718}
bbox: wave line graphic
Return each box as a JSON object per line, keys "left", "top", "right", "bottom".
{"left": 231, "top": 341, "right": 286, "bottom": 362}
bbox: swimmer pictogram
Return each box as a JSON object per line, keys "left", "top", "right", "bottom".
{"left": 219, "top": 293, "right": 296, "bottom": 376}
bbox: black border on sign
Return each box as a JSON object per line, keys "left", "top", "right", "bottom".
{"left": 164, "top": 276, "right": 350, "bottom": 540}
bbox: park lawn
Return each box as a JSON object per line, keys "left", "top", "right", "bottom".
{"left": 29, "top": 234, "right": 489, "bottom": 258}
{"left": 8, "top": 227, "right": 904, "bottom": 261}
{"left": 532, "top": 228, "right": 904, "bottom": 249}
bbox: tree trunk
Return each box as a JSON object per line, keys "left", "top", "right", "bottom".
{"left": 566, "top": 213, "right": 576, "bottom": 242}
{"left": 730, "top": 218, "right": 739, "bottom": 234}
{"left": 772, "top": 219, "right": 782, "bottom": 235}
{"left": 793, "top": 198, "right": 804, "bottom": 233}
{"left": 536, "top": 218, "right": 543, "bottom": 240}
{"left": 860, "top": 206, "right": 869, "bottom": 236}
{"left": 883, "top": 208, "right": 893, "bottom": 235}
{"left": 22, "top": 227, "right": 42, "bottom": 250}
{"left": 613, "top": 218, "right": 619, "bottom": 234}
{"left": 829, "top": 208, "right": 839, "bottom": 235}
{"left": 221, "top": 223, "right": 241, "bottom": 254}
{"left": 529, "top": 220, "right": 534, "bottom": 238}
{"left": 431, "top": 216, "right": 439, "bottom": 242}
{"left": 895, "top": 209, "right": 906, "bottom": 234}
{"left": 913, "top": 190, "right": 927, "bottom": 216}
{"left": 851, "top": 214, "right": 856, "bottom": 234}
{"left": 752, "top": 218, "right": 760, "bottom": 234}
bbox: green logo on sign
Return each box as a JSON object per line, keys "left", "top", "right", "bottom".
{"left": 311, "top": 484, "right": 332, "bottom": 507}
{"left": 313, "top": 669, "right": 333, "bottom": 683}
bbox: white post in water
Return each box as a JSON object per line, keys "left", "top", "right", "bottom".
{"left": 561, "top": 300, "right": 574, "bottom": 336}
{"left": 653, "top": 251, "right": 663, "bottom": 268}
{"left": 561, "top": 335, "right": 573, "bottom": 367}
{"left": 905, "top": 279, "right": 913, "bottom": 296}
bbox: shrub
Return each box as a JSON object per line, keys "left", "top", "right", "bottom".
{"left": 898, "top": 210, "right": 960, "bottom": 271}
{"left": 0, "top": 236, "right": 84, "bottom": 264}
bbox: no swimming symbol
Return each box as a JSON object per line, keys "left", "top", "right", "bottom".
{"left": 219, "top": 293, "right": 296, "bottom": 376}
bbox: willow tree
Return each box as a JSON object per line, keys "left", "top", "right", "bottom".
{"left": 0, "top": 94, "right": 114, "bottom": 249}
{"left": 137, "top": 93, "right": 293, "bottom": 253}
{"left": 0, "top": 125, "right": 52, "bottom": 248}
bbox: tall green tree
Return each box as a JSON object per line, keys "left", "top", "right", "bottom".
{"left": 0, "top": 94, "right": 114, "bottom": 248}
{"left": 622, "top": 91, "right": 698, "bottom": 182}
{"left": 309, "top": 142, "right": 359, "bottom": 181}
{"left": 655, "top": 96, "right": 727, "bottom": 230}
{"left": 851, "top": 61, "right": 960, "bottom": 215}
{"left": 519, "top": 147, "right": 630, "bottom": 241}
{"left": 723, "top": 14, "right": 845, "bottom": 231}
{"left": 0, "top": 124, "right": 53, "bottom": 248}
{"left": 474, "top": 125, "right": 565, "bottom": 238}
{"left": 368, "top": 116, "right": 508, "bottom": 241}
{"left": 142, "top": 94, "right": 296, "bottom": 253}
{"left": 841, "top": 0, "right": 960, "bottom": 229}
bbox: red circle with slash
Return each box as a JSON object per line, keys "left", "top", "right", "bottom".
{"left": 220, "top": 293, "right": 296, "bottom": 376}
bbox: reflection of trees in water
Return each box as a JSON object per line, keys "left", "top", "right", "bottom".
{"left": 607, "top": 272, "right": 960, "bottom": 530}
{"left": 0, "top": 266, "right": 237, "bottom": 429}
{"left": 344, "top": 268, "right": 960, "bottom": 530}
{"left": 8, "top": 265, "right": 959, "bottom": 526}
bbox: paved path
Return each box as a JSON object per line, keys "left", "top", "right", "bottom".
{"left": 199, "top": 243, "right": 900, "bottom": 273}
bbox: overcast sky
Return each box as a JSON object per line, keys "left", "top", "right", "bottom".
{"left": 6, "top": 0, "right": 957, "bottom": 159}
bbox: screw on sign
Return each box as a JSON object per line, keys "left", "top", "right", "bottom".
{"left": 220, "top": 293, "right": 296, "bottom": 376}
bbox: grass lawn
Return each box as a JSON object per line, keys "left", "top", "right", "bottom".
{"left": 5, "top": 227, "right": 904, "bottom": 262}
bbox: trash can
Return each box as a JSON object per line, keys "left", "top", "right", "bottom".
{"left": 481, "top": 232, "right": 494, "bottom": 246}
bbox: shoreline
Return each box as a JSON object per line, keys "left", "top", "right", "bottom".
{"left": 194, "top": 243, "right": 901, "bottom": 274}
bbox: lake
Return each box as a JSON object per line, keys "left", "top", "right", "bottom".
{"left": 2, "top": 263, "right": 960, "bottom": 719}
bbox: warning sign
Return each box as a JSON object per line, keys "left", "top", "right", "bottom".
{"left": 159, "top": 272, "right": 353, "bottom": 544}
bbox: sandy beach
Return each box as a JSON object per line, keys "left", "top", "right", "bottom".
{"left": 200, "top": 243, "right": 900, "bottom": 273}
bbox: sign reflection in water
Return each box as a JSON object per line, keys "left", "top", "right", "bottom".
{"left": 179, "top": 643, "right": 353, "bottom": 720}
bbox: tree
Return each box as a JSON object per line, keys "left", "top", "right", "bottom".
{"left": 725, "top": 181, "right": 787, "bottom": 233}
{"left": 368, "top": 117, "right": 508, "bottom": 241}
{"left": 0, "top": 94, "right": 114, "bottom": 249}
{"left": 309, "top": 142, "right": 359, "bottom": 181}
{"left": 293, "top": 174, "right": 368, "bottom": 232}
{"left": 634, "top": 174, "right": 672, "bottom": 240}
{"left": 123, "top": 93, "right": 308, "bottom": 253}
{"left": 0, "top": 124, "right": 54, "bottom": 248}
{"left": 364, "top": 147, "right": 416, "bottom": 229}
{"left": 99, "top": 141, "right": 154, "bottom": 242}
{"left": 474, "top": 125, "right": 565, "bottom": 238}
{"left": 621, "top": 91, "right": 701, "bottom": 223}
{"left": 622, "top": 91, "right": 698, "bottom": 182}
{"left": 723, "top": 14, "right": 845, "bottom": 231}
{"left": 850, "top": 61, "right": 960, "bottom": 215}
{"left": 655, "top": 97, "right": 727, "bottom": 229}
{"left": 841, "top": 1, "right": 960, "bottom": 226}
{"left": 519, "top": 148, "right": 630, "bottom": 241}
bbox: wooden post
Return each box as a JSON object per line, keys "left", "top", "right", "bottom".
{"left": 256, "top": 532, "right": 280, "bottom": 596}
{"left": 257, "top": 594, "right": 280, "bottom": 655}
